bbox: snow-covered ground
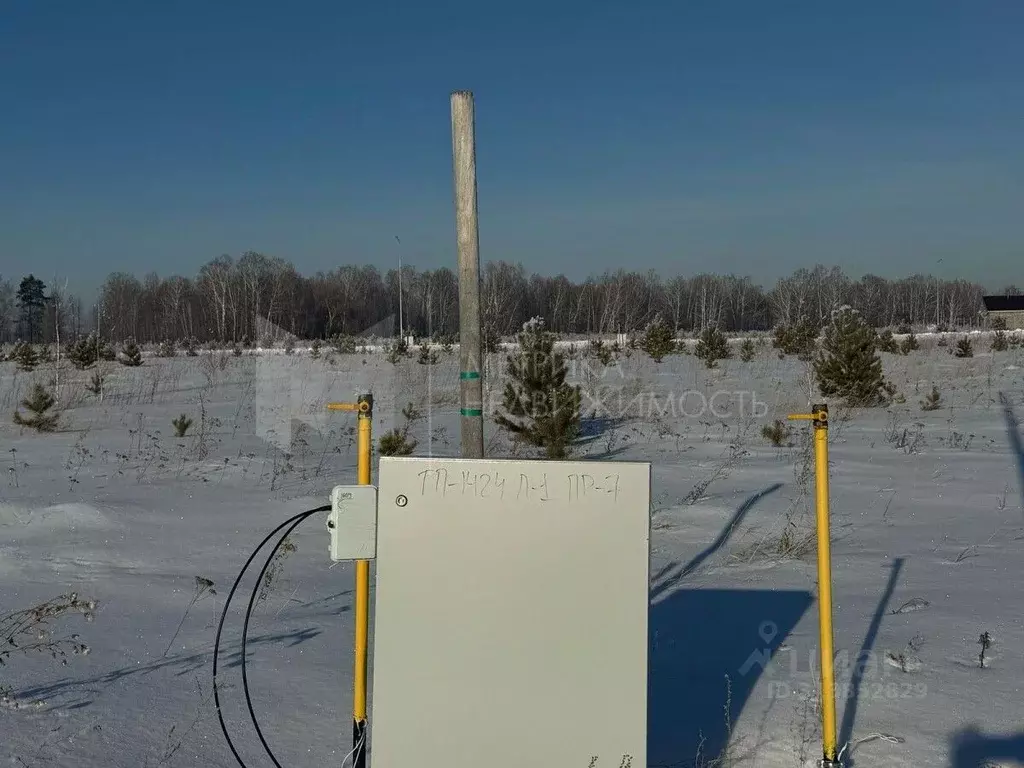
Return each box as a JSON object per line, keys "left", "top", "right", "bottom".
{"left": 2, "top": 338, "right": 1023, "bottom": 767}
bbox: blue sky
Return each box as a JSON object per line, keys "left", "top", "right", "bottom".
{"left": 1, "top": 1, "right": 1022, "bottom": 296}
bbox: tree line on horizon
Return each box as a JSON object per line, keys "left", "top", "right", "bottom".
{"left": 0, "top": 253, "right": 1018, "bottom": 345}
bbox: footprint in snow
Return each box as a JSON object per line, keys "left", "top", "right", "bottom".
{"left": 890, "top": 597, "right": 930, "bottom": 615}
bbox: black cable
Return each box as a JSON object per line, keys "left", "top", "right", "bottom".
{"left": 240, "top": 511, "right": 319, "bottom": 768}
{"left": 212, "top": 505, "right": 330, "bottom": 768}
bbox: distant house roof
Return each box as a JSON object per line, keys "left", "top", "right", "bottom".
{"left": 983, "top": 295, "right": 1024, "bottom": 312}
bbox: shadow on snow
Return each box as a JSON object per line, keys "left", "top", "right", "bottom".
{"left": 1000, "top": 391, "right": 1024, "bottom": 511}
{"left": 13, "top": 623, "right": 332, "bottom": 712}
{"left": 950, "top": 727, "right": 1024, "bottom": 767}
{"left": 838, "top": 557, "right": 904, "bottom": 766}
{"left": 648, "top": 482, "right": 811, "bottom": 765}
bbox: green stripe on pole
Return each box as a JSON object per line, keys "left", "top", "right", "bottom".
{"left": 459, "top": 371, "right": 480, "bottom": 380}
{"left": 460, "top": 408, "right": 483, "bottom": 417}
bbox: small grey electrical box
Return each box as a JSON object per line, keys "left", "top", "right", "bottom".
{"left": 328, "top": 485, "right": 378, "bottom": 561}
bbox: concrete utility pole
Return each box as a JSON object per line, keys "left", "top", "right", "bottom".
{"left": 395, "top": 235, "right": 404, "bottom": 341}
{"left": 450, "top": 90, "right": 484, "bottom": 458}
